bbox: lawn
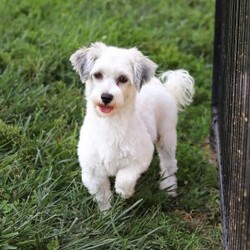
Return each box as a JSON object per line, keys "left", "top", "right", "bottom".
{"left": 0, "top": 0, "right": 221, "bottom": 249}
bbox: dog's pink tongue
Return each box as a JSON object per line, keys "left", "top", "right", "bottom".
{"left": 99, "top": 105, "right": 113, "bottom": 113}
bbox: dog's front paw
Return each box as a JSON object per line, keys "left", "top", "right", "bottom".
{"left": 98, "top": 201, "right": 112, "bottom": 212}
{"left": 115, "top": 184, "right": 134, "bottom": 199}
{"left": 115, "top": 169, "right": 139, "bottom": 199}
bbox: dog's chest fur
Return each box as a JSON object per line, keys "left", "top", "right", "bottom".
{"left": 98, "top": 121, "right": 136, "bottom": 174}
{"left": 79, "top": 111, "right": 151, "bottom": 176}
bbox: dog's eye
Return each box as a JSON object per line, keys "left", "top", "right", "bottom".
{"left": 93, "top": 72, "right": 103, "bottom": 80}
{"left": 117, "top": 75, "right": 128, "bottom": 83}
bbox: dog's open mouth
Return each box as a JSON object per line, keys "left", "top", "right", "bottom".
{"left": 98, "top": 105, "right": 114, "bottom": 114}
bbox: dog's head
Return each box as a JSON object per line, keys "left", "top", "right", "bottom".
{"left": 70, "top": 42, "right": 157, "bottom": 116}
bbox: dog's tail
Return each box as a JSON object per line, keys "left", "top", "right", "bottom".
{"left": 160, "top": 69, "right": 195, "bottom": 111}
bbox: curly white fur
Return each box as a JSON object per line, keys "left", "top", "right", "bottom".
{"left": 70, "top": 42, "right": 194, "bottom": 211}
{"left": 161, "top": 70, "right": 195, "bottom": 111}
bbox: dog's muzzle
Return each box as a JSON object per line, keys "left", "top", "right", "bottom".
{"left": 101, "top": 93, "right": 113, "bottom": 105}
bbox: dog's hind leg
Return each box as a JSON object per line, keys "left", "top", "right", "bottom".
{"left": 82, "top": 171, "right": 112, "bottom": 211}
{"left": 156, "top": 127, "right": 178, "bottom": 197}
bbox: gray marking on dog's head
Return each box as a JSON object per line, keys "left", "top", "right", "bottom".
{"left": 130, "top": 48, "right": 157, "bottom": 92}
{"left": 70, "top": 42, "right": 106, "bottom": 82}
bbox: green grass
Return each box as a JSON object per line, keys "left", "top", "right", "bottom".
{"left": 0, "top": 0, "right": 221, "bottom": 249}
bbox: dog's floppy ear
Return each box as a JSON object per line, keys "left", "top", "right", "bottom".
{"left": 70, "top": 42, "right": 106, "bottom": 82}
{"left": 130, "top": 48, "right": 157, "bottom": 92}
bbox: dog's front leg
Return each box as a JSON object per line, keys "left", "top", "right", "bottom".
{"left": 115, "top": 167, "right": 142, "bottom": 199}
{"left": 81, "top": 171, "right": 112, "bottom": 211}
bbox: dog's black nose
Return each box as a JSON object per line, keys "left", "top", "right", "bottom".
{"left": 101, "top": 93, "right": 113, "bottom": 104}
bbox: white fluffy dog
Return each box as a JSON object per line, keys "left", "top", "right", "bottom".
{"left": 70, "top": 42, "right": 194, "bottom": 211}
